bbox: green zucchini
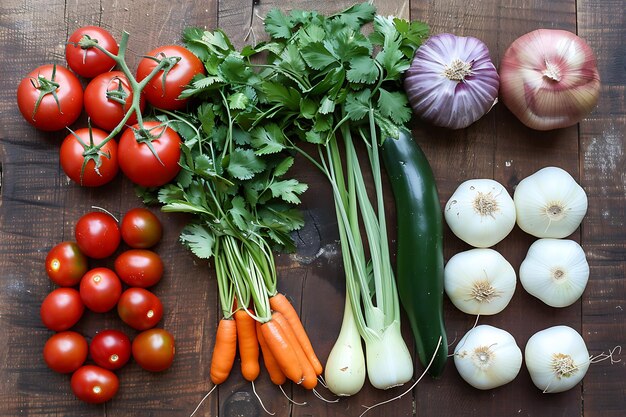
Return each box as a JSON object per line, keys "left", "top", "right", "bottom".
{"left": 381, "top": 130, "right": 448, "bottom": 377}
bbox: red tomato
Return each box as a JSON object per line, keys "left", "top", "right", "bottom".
{"left": 114, "top": 250, "right": 163, "bottom": 288}
{"left": 79, "top": 268, "right": 122, "bottom": 313}
{"left": 65, "top": 26, "right": 119, "bottom": 78}
{"left": 16, "top": 64, "right": 83, "bottom": 131}
{"left": 84, "top": 71, "right": 146, "bottom": 131}
{"left": 117, "top": 288, "right": 163, "bottom": 330}
{"left": 40, "top": 288, "right": 84, "bottom": 331}
{"left": 60, "top": 127, "right": 118, "bottom": 187}
{"left": 89, "top": 330, "right": 131, "bottom": 370}
{"left": 43, "top": 331, "right": 88, "bottom": 373}
{"left": 132, "top": 328, "right": 175, "bottom": 372}
{"left": 75, "top": 211, "right": 121, "bottom": 259}
{"left": 136, "top": 45, "right": 204, "bottom": 110}
{"left": 70, "top": 365, "right": 119, "bottom": 404}
{"left": 45, "top": 242, "right": 88, "bottom": 287}
{"left": 118, "top": 121, "right": 181, "bottom": 187}
{"left": 120, "top": 208, "right": 163, "bottom": 248}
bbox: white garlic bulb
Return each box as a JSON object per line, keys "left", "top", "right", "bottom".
{"left": 444, "top": 179, "right": 516, "bottom": 248}
{"left": 514, "top": 167, "right": 588, "bottom": 238}
{"left": 520, "top": 239, "right": 589, "bottom": 307}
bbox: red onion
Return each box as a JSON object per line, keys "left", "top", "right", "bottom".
{"left": 404, "top": 33, "right": 500, "bottom": 130}
{"left": 499, "top": 29, "right": 600, "bottom": 131}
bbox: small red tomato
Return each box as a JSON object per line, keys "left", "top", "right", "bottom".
{"left": 45, "top": 242, "right": 88, "bottom": 286}
{"left": 120, "top": 208, "right": 163, "bottom": 248}
{"left": 79, "top": 268, "right": 122, "bottom": 313}
{"left": 75, "top": 211, "right": 121, "bottom": 259}
{"left": 16, "top": 64, "right": 83, "bottom": 131}
{"left": 60, "top": 127, "right": 119, "bottom": 187}
{"left": 90, "top": 330, "right": 131, "bottom": 370}
{"left": 114, "top": 250, "right": 163, "bottom": 288}
{"left": 70, "top": 365, "right": 119, "bottom": 404}
{"left": 84, "top": 71, "right": 146, "bottom": 131}
{"left": 117, "top": 288, "right": 163, "bottom": 330}
{"left": 65, "top": 26, "right": 119, "bottom": 78}
{"left": 132, "top": 328, "right": 175, "bottom": 372}
{"left": 118, "top": 121, "right": 182, "bottom": 187}
{"left": 40, "top": 288, "right": 84, "bottom": 331}
{"left": 43, "top": 331, "right": 88, "bottom": 373}
{"left": 136, "top": 45, "right": 205, "bottom": 110}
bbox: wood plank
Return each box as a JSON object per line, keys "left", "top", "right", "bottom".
{"left": 410, "top": 0, "right": 584, "bottom": 416}
{"left": 577, "top": 0, "right": 626, "bottom": 416}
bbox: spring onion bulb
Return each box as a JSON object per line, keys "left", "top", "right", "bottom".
{"left": 444, "top": 248, "right": 516, "bottom": 315}
{"left": 454, "top": 325, "right": 523, "bottom": 390}
{"left": 520, "top": 239, "right": 589, "bottom": 307}
{"left": 514, "top": 166, "right": 588, "bottom": 238}
{"left": 525, "top": 325, "right": 590, "bottom": 393}
{"left": 404, "top": 33, "right": 500, "bottom": 129}
{"left": 444, "top": 179, "right": 516, "bottom": 248}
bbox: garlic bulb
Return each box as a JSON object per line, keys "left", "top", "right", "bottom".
{"left": 454, "top": 325, "right": 523, "bottom": 390}
{"left": 444, "top": 249, "right": 516, "bottom": 315}
{"left": 444, "top": 179, "right": 516, "bottom": 248}
{"left": 525, "top": 325, "right": 590, "bottom": 393}
{"left": 520, "top": 239, "right": 589, "bottom": 307}
{"left": 514, "top": 166, "right": 588, "bottom": 238}
{"left": 499, "top": 29, "right": 600, "bottom": 131}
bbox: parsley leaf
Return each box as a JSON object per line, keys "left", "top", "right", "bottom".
{"left": 180, "top": 223, "right": 215, "bottom": 259}
{"left": 264, "top": 8, "right": 293, "bottom": 39}
{"left": 227, "top": 148, "right": 267, "bottom": 180}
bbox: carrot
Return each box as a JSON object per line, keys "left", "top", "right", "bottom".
{"left": 210, "top": 318, "right": 237, "bottom": 385}
{"left": 272, "top": 311, "right": 317, "bottom": 390}
{"left": 269, "top": 293, "right": 323, "bottom": 375}
{"left": 256, "top": 320, "right": 287, "bottom": 385}
{"left": 234, "top": 309, "right": 260, "bottom": 382}
{"left": 260, "top": 315, "right": 303, "bottom": 384}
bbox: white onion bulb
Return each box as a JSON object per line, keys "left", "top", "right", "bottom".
{"left": 444, "top": 248, "right": 516, "bottom": 315}
{"left": 525, "top": 325, "right": 590, "bottom": 393}
{"left": 514, "top": 166, "right": 588, "bottom": 238}
{"left": 444, "top": 179, "right": 516, "bottom": 248}
{"left": 454, "top": 325, "right": 523, "bottom": 390}
{"left": 520, "top": 239, "right": 589, "bottom": 307}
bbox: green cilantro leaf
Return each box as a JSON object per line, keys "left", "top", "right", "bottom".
{"left": 265, "top": 8, "right": 293, "bottom": 39}
{"left": 269, "top": 179, "right": 308, "bottom": 204}
{"left": 273, "top": 156, "right": 295, "bottom": 177}
{"left": 227, "top": 148, "right": 267, "bottom": 180}
{"left": 251, "top": 124, "right": 286, "bottom": 155}
{"left": 345, "top": 90, "right": 371, "bottom": 121}
{"left": 377, "top": 88, "right": 412, "bottom": 125}
{"left": 180, "top": 223, "right": 215, "bottom": 259}
{"left": 301, "top": 42, "right": 338, "bottom": 70}
{"left": 346, "top": 55, "right": 379, "bottom": 84}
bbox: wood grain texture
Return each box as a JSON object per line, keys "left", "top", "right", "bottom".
{"left": 0, "top": 0, "right": 624, "bottom": 416}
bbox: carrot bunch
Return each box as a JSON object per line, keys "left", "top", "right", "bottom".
{"left": 209, "top": 236, "right": 322, "bottom": 389}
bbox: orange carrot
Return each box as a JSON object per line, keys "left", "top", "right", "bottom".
{"left": 260, "top": 315, "right": 303, "bottom": 384}
{"left": 256, "top": 320, "right": 287, "bottom": 385}
{"left": 210, "top": 318, "right": 237, "bottom": 385}
{"left": 272, "top": 311, "right": 317, "bottom": 390}
{"left": 234, "top": 309, "right": 260, "bottom": 381}
{"left": 269, "top": 293, "right": 323, "bottom": 375}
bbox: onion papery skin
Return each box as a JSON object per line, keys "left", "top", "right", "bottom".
{"left": 404, "top": 33, "right": 500, "bottom": 130}
{"left": 499, "top": 29, "right": 600, "bottom": 131}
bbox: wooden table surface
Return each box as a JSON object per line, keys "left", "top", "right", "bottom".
{"left": 1, "top": 0, "right": 624, "bottom": 416}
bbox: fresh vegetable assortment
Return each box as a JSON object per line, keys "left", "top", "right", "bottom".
{"left": 19, "top": 0, "right": 609, "bottom": 411}
{"left": 40, "top": 208, "right": 175, "bottom": 403}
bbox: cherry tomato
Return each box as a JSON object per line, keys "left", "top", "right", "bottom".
{"left": 84, "top": 71, "right": 146, "bottom": 131}
{"left": 70, "top": 365, "right": 119, "bottom": 404}
{"left": 60, "top": 127, "right": 119, "bottom": 187}
{"left": 117, "top": 288, "right": 163, "bottom": 330}
{"left": 118, "top": 121, "right": 181, "bottom": 187}
{"left": 79, "top": 268, "right": 122, "bottom": 313}
{"left": 132, "top": 328, "right": 175, "bottom": 372}
{"left": 75, "top": 211, "right": 121, "bottom": 259}
{"left": 65, "top": 26, "right": 119, "bottom": 78}
{"left": 120, "top": 208, "right": 163, "bottom": 248}
{"left": 40, "top": 288, "right": 84, "bottom": 331}
{"left": 89, "top": 330, "right": 131, "bottom": 370}
{"left": 45, "top": 242, "right": 88, "bottom": 287}
{"left": 43, "top": 331, "right": 88, "bottom": 373}
{"left": 16, "top": 64, "right": 83, "bottom": 131}
{"left": 136, "top": 45, "right": 204, "bottom": 110}
{"left": 114, "top": 250, "right": 163, "bottom": 288}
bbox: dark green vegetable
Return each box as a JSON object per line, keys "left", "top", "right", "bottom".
{"left": 381, "top": 130, "right": 448, "bottom": 377}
